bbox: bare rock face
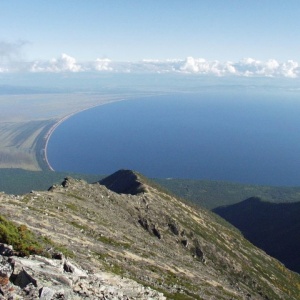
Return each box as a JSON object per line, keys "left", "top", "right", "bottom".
{"left": 167, "top": 219, "right": 180, "bottom": 236}
{"left": 0, "top": 250, "right": 166, "bottom": 300}
{"left": 0, "top": 256, "right": 13, "bottom": 287}
{"left": 138, "top": 217, "right": 162, "bottom": 239}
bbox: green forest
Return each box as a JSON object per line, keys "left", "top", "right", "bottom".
{"left": 1, "top": 169, "right": 300, "bottom": 209}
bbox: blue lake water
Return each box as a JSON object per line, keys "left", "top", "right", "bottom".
{"left": 47, "top": 93, "right": 300, "bottom": 186}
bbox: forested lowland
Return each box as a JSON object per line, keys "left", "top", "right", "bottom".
{"left": 1, "top": 169, "right": 300, "bottom": 210}
{"left": 0, "top": 169, "right": 104, "bottom": 195}
{"left": 155, "top": 178, "right": 300, "bottom": 209}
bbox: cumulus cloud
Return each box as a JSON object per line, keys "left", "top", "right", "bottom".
{"left": 1, "top": 51, "right": 300, "bottom": 78}
{"left": 233, "top": 58, "right": 299, "bottom": 78}
{"left": 94, "top": 58, "right": 113, "bottom": 71}
{"left": 281, "top": 60, "right": 298, "bottom": 78}
{"left": 30, "top": 53, "right": 82, "bottom": 72}
{"left": 178, "top": 57, "right": 300, "bottom": 78}
{"left": 123, "top": 59, "right": 182, "bottom": 73}
{"left": 180, "top": 57, "right": 238, "bottom": 76}
{"left": 30, "top": 55, "right": 113, "bottom": 73}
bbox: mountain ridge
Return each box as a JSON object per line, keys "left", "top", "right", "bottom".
{"left": 0, "top": 170, "right": 300, "bottom": 299}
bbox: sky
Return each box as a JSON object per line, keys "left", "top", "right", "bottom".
{"left": 1, "top": 1, "right": 300, "bottom": 77}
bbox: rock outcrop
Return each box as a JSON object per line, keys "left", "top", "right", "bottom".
{"left": 0, "top": 244, "right": 165, "bottom": 300}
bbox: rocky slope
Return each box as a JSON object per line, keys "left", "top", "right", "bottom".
{"left": 0, "top": 245, "right": 165, "bottom": 299}
{"left": 0, "top": 170, "right": 300, "bottom": 299}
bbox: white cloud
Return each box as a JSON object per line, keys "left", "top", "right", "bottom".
{"left": 281, "top": 60, "right": 298, "bottom": 78}
{"left": 227, "top": 58, "right": 300, "bottom": 78}
{"left": 1, "top": 52, "right": 300, "bottom": 78}
{"left": 30, "top": 53, "right": 82, "bottom": 72}
{"left": 234, "top": 58, "right": 262, "bottom": 76}
{"left": 94, "top": 58, "right": 113, "bottom": 71}
{"left": 234, "top": 58, "right": 281, "bottom": 77}
{"left": 180, "top": 57, "right": 237, "bottom": 76}
{"left": 258, "top": 59, "right": 280, "bottom": 77}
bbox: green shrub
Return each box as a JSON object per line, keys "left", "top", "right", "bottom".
{"left": 0, "top": 215, "right": 42, "bottom": 256}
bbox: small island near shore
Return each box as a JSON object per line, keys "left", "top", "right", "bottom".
{"left": 0, "top": 91, "right": 152, "bottom": 171}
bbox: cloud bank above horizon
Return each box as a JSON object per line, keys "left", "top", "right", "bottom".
{"left": 1, "top": 52, "right": 299, "bottom": 78}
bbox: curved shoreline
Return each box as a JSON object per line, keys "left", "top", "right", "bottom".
{"left": 44, "top": 113, "right": 76, "bottom": 171}
{"left": 43, "top": 99, "right": 126, "bottom": 171}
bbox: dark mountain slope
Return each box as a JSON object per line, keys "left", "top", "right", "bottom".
{"left": 214, "top": 197, "right": 300, "bottom": 273}
{"left": 99, "top": 169, "right": 148, "bottom": 195}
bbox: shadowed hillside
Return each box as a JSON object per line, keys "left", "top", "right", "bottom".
{"left": 213, "top": 197, "right": 300, "bottom": 273}
{"left": 100, "top": 169, "right": 148, "bottom": 195}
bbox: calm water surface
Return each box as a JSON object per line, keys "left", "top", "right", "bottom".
{"left": 47, "top": 93, "right": 300, "bottom": 186}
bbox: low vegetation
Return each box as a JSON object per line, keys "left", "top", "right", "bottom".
{"left": 0, "top": 214, "right": 42, "bottom": 256}
{"left": 0, "top": 214, "right": 75, "bottom": 258}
